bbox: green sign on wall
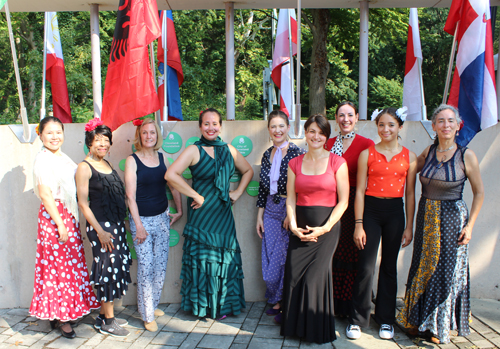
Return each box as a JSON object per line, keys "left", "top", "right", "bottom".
{"left": 231, "top": 135, "right": 253, "bottom": 157}
{"left": 162, "top": 132, "right": 183, "bottom": 154}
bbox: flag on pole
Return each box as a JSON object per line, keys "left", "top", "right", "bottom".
{"left": 45, "top": 12, "right": 72, "bottom": 123}
{"left": 403, "top": 8, "right": 424, "bottom": 121}
{"left": 444, "top": 0, "right": 497, "bottom": 146}
{"left": 101, "top": 0, "right": 161, "bottom": 131}
{"left": 271, "top": 9, "right": 297, "bottom": 118}
{"left": 157, "top": 10, "right": 184, "bottom": 121}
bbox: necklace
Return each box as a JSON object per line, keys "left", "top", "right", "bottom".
{"left": 436, "top": 144, "right": 455, "bottom": 153}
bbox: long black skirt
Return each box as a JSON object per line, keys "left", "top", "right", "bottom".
{"left": 281, "top": 205, "right": 341, "bottom": 344}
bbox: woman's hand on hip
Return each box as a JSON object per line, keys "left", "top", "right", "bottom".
{"left": 191, "top": 194, "right": 204, "bottom": 209}
{"left": 229, "top": 190, "right": 242, "bottom": 205}
{"left": 168, "top": 212, "right": 182, "bottom": 225}
{"left": 133, "top": 223, "right": 148, "bottom": 245}
{"left": 97, "top": 230, "right": 115, "bottom": 252}
{"left": 353, "top": 225, "right": 366, "bottom": 250}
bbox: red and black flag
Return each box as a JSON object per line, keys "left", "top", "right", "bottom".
{"left": 101, "top": 0, "right": 161, "bottom": 131}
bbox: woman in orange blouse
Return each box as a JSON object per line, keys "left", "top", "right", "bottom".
{"left": 346, "top": 107, "right": 417, "bottom": 341}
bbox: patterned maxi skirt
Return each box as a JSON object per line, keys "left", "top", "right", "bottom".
{"left": 397, "top": 197, "right": 470, "bottom": 344}
{"left": 262, "top": 195, "right": 289, "bottom": 305}
{"left": 30, "top": 202, "right": 100, "bottom": 321}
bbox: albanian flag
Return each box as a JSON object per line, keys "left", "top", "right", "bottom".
{"left": 101, "top": 0, "right": 161, "bottom": 131}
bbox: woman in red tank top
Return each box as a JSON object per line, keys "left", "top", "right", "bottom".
{"left": 346, "top": 107, "right": 417, "bottom": 341}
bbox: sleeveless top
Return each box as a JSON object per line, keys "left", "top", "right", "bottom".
{"left": 131, "top": 153, "right": 169, "bottom": 216}
{"left": 365, "top": 145, "right": 409, "bottom": 198}
{"left": 83, "top": 160, "right": 127, "bottom": 223}
{"left": 289, "top": 153, "right": 346, "bottom": 207}
{"left": 419, "top": 144, "right": 467, "bottom": 201}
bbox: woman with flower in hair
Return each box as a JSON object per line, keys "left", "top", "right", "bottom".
{"left": 324, "top": 101, "right": 374, "bottom": 317}
{"left": 397, "top": 105, "right": 484, "bottom": 344}
{"left": 76, "top": 119, "right": 131, "bottom": 337}
{"left": 165, "top": 108, "right": 254, "bottom": 319}
{"left": 124, "top": 118, "right": 182, "bottom": 332}
{"left": 30, "top": 117, "right": 100, "bottom": 339}
{"left": 346, "top": 107, "right": 417, "bottom": 341}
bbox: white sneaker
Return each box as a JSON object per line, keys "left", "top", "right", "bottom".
{"left": 379, "top": 324, "right": 394, "bottom": 339}
{"left": 346, "top": 324, "right": 361, "bottom": 339}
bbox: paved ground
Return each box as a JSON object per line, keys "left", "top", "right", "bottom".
{"left": 0, "top": 299, "right": 499, "bottom": 349}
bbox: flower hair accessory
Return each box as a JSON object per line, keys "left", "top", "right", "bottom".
{"left": 35, "top": 124, "right": 40, "bottom": 135}
{"left": 85, "top": 118, "right": 104, "bottom": 132}
{"left": 199, "top": 110, "right": 205, "bottom": 117}
{"left": 133, "top": 119, "right": 143, "bottom": 127}
{"left": 370, "top": 109, "right": 380, "bottom": 120}
{"left": 396, "top": 106, "right": 408, "bottom": 122}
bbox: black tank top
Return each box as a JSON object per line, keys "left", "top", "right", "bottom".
{"left": 131, "top": 153, "right": 169, "bottom": 216}
{"left": 84, "top": 160, "right": 127, "bottom": 223}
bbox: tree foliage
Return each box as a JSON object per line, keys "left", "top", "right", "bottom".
{"left": 0, "top": 7, "right": 496, "bottom": 125}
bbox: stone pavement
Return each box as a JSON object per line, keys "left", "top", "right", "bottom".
{"left": 0, "top": 299, "right": 499, "bottom": 349}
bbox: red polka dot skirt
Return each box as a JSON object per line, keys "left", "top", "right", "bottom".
{"left": 29, "top": 203, "right": 100, "bottom": 321}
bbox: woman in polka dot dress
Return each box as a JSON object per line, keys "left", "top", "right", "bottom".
{"left": 30, "top": 117, "right": 100, "bottom": 338}
{"left": 256, "top": 111, "right": 305, "bottom": 316}
{"left": 76, "top": 120, "right": 131, "bottom": 337}
{"left": 346, "top": 107, "right": 417, "bottom": 341}
{"left": 397, "top": 105, "right": 484, "bottom": 344}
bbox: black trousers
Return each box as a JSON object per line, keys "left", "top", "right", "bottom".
{"left": 350, "top": 196, "right": 405, "bottom": 327}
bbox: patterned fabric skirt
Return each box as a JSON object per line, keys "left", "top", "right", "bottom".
{"left": 262, "top": 195, "right": 289, "bottom": 305}
{"left": 331, "top": 187, "right": 357, "bottom": 317}
{"left": 30, "top": 203, "right": 100, "bottom": 321}
{"left": 86, "top": 220, "right": 131, "bottom": 302}
{"left": 397, "top": 198, "right": 470, "bottom": 344}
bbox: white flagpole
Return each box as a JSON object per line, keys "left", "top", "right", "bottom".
{"left": 163, "top": 11, "right": 168, "bottom": 121}
{"left": 287, "top": 10, "right": 295, "bottom": 121}
{"left": 5, "top": 1, "right": 30, "bottom": 141}
{"left": 41, "top": 12, "right": 48, "bottom": 120}
{"left": 417, "top": 57, "right": 427, "bottom": 120}
{"left": 295, "top": 1, "right": 301, "bottom": 136}
{"left": 443, "top": 23, "right": 459, "bottom": 104}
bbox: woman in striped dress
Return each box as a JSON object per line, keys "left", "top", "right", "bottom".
{"left": 165, "top": 108, "right": 254, "bottom": 319}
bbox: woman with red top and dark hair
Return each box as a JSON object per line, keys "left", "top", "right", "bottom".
{"left": 346, "top": 107, "right": 417, "bottom": 341}
{"left": 324, "top": 101, "right": 374, "bottom": 317}
{"left": 281, "top": 114, "right": 349, "bottom": 344}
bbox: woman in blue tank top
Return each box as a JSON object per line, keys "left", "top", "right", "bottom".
{"left": 124, "top": 118, "right": 182, "bottom": 332}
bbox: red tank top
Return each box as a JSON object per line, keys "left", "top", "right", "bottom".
{"left": 365, "top": 145, "right": 409, "bottom": 198}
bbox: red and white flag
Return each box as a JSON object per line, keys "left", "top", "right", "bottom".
{"left": 45, "top": 12, "right": 72, "bottom": 123}
{"left": 271, "top": 9, "right": 297, "bottom": 118}
{"left": 403, "top": 8, "right": 424, "bottom": 121}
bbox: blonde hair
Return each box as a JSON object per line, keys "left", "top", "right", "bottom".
{"left": 133, "top": 118, "right": 162, "bottom": 151}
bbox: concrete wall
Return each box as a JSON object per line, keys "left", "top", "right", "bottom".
{"left": 1, "top": 120, "right": 499, "bottom": 309}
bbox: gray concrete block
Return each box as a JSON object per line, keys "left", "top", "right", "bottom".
{"left": 164, "top": 304, "right": 181, "bottom": 315}
{"left": 46, "top": 336, "right": 87, "bottom": 348}
{"left": 197, "top": 318, "right": 215, "bottom": 328}
{"left": 0, "top": 335, "right": 8, "bottom": 344}
{"left": 151, "top": 331, "right": 188, "bottom": 346}
{"left": 161, "top": 318, "right": 198, "bottom": 333}
{"left": 298, "top": 341, "right": 333, "bottom": 348}
{"left": 207, "top": 322, "right": 241, "bottom": 336}
{"left": 222, "top": 312, "right": 247, "bottom": 324}
{"left": 191, "top": 326, "right": 209, "bottom": 334}
{"left": 247, "top": 336, "right": 284, "bottom": 349}
{"left": 179, "top": 332, "right": 204, "bottom": 349}
{"left": 7, "top": 309, "right": 30, "bottom": 317}
{"left": 229, "top": 344, "right": 248, "bottom": 349}
{"left": 74, "top": 323, "right": 100, "bottom": 338}
{"left": 241, "top": 318, "right": 259, "bottom": 332}
{"left": 144, "top": 345, "right": 177, "bottom": 349}
{"left": 283, "top": 336, "right": 300, "bottom": 347}
{"left": 253, "top": 324, "right": 281, "bottom": 339}
{"left": 0, "top": 315, "right": 26, "bottom": 328}
{"left": 197, "top": 334, "right": 235, "bottom": 349}
{"left": 23, "top": 319, "right": 52, "bottom": 333}
{"left": 127, "top": 336, "right": 154, "bottom": 349}
{"left": 471, "top": 299, "right": 500, "bottom": 334}
{"left": 94, "top": 337, "right": 133, "bottom": 349}
{"left": 174, "top": 310, "right": 200, "bottom": 321}
{"left": 84, "top": 333, "right": 106, "bottom": 346}
{"left": 234, "top": 330, "right": 253, "bottom": 344}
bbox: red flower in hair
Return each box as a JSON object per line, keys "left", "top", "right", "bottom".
{"left": 85, "top": 118, "right": 104, "bottom": 132}
{"left": 199, "top": 110, "right": 205, "bottom": 116}
{"left": 133, "top": 119, "right": 143, "bottom": 127}
{"left": 35, "top": 124, "right": 40, "bottom": 135}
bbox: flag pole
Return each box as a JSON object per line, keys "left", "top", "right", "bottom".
{"left": 150, "top": 42, "right": 161, "bottom": 124}
{"left": 41, "top": 12, "right": 48, "bottom": 121}
{"left": 443, "top": 23, "right": 459, "bottom": 104}
{"left": 163, "top": 11, "right": 168, "bottom": 122}
{"left": 416, "top": 57, "right": 427, "bottom": 120}
{"left": 287, "top": 10, "right": 295, "bottom": 122}
{"left": 294, "top": 0, "right": 301, "bottom": 137}
{"left": 5, "top": 1, "right": 30, "bottom": 142}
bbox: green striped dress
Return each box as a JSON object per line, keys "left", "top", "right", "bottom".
{"left": 180, "top": 145, "right": 245, "bottom": 318}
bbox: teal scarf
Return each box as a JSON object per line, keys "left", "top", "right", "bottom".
{"left": 195, "top": 136, "right": 233, "bottom": 206}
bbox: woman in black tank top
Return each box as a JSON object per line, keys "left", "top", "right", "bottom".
{"left": 124, "top": 118, "right": 182, "bottom": 332}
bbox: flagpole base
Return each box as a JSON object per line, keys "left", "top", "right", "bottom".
{"left": 420, "top": 120, "right": 436, "bottom": 140}
{"left": 161, "top": 121, "right": 177, "bottom": 139}
{"left": 9, "top": 124, "right": 38, "bottom": 144}
{"left": 289, "top": 121, "right": 305, "bottom": 139}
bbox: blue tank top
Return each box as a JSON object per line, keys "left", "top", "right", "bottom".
{"left": 132, "top": 153, "right": 169, "bottom": 216}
